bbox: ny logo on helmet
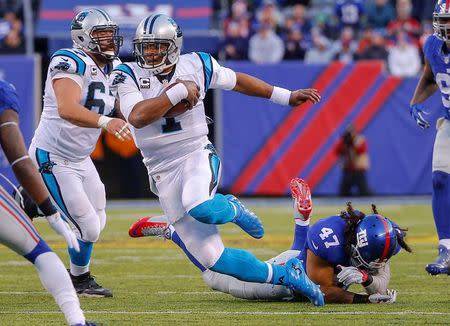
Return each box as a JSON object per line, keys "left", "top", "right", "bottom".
{"left": 357, "top": 229, "right": 369, "bottom": 248}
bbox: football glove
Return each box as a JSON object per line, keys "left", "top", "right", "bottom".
{"left": 46, "top": 212, "right": 80, "bottom": 252}
{"left": 337, "top": 265, "right": 370, "bottom": 288}
{"left": 410, "top": 103, "right": 430, "bottom": 129}
{"left": 368, "top": 289, "right": 397, "bottom": 304}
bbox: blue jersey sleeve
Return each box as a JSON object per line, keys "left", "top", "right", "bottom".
{"left": 423, "top": 34, "right": 441, "bottom": 65}
{"left": 0, "top": 80, "right": 20, "bottom": 114}
{"left": 306, "top": 215, "right": 350, "bottom": 266}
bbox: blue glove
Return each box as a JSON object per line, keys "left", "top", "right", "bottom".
{"left": 410, "top": 103, "right": 430, "bottom": 129}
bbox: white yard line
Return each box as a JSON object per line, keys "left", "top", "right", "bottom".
{"left": 0, "top": 311, "right": 448, "bottom": 316}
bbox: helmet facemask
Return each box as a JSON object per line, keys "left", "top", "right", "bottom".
{"left": 434, "top": 4, "right": 450, "bottom": 44}
{"left": 88, "top": 25, "right": 123, "bottom": 61}
{"left": 350, "top": 244, "right": 386, "bottom": 272}
{"left": 134, "top": 38, "right": 178, "bottom": 74}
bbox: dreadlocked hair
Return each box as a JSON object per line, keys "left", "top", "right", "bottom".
{"left": 340, "top": 202, "right": 366, "bottom": 256}
{"left": 372, "top": 203, "right": 412, "bottom": 253}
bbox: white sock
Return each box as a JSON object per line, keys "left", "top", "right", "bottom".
{"left": 70, "top": 262, "right": 89, "bottom": 276}
{"left": 295, "top": 218, "right": 310, "bottom": 227}
{"left": 439, "top": 239, "right": 450, "bottom": 249}
{"left": 34, "top": 252, "right": 85, "bottom": 325}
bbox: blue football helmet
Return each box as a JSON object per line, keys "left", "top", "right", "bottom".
{"left": 350, "top": 214, "right": 398, "bottom": 271}
{"left": 433, "top": 0, "right": 450, "bottom": 43}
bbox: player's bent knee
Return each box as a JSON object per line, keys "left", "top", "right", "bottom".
{"left": 432, "top": 171, "right": 449, "bottom": 190}
{"left": 188, "top": 194, "right": 233, "bottom": 225}
{"left": 81, "top": 220, "right": 101, "bottom": 243}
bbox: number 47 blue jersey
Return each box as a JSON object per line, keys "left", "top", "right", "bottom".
{"left": 424, "top": 34, "right": 450, "bottom": 120}
{"left": 305, "top": 215, "right": 351, "bottom": 267}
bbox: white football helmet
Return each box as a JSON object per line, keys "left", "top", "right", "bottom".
{"left": 434, "top": 0, "right": 450, "bottom": 43}
{"left": 133, "top": 14, "right": 183, "bottom": 75}
{"left": 71, "top": 8, "right": 123, "bottom": 61}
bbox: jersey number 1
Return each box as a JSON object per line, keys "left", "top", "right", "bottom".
{"left": 319, "top": 227, "right": 340, "bottom": 248}
{"left": 162, "top": 118, "right": 182, "bottom": 133}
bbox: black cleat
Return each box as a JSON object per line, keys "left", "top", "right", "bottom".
{"left": 70, "top": 271, "right": 113, "bottom": 298}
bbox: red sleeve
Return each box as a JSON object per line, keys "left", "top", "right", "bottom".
{"left": 355, "top": 138, "right": 367, "bottom": 154}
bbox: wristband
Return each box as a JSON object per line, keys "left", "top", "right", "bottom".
{"left": 352, "top": 294, "right": 370, "bottom": 304}
{"left": 270, "top": 86, "right": 291, "bottom": 106}
{"left": 10, "top": 155, "right": 29, "bottom": 167}
{"left": 361, "top": 273, "right": 373, "bottom": 287}
{"left": 97, "top": 115, "right": 113, "bottom": 130}
{"left": 166, "top": 83, "right": 188, "bottom": 106}
{"left": 38, "top": 197, "right": 57, "bottom": 216}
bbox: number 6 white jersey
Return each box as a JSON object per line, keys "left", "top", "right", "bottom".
{"left": 111, "top": 52, "right": 236, "bottom": 173}
{"left": 31, "top": 48, "right": 119, "bottom": 161}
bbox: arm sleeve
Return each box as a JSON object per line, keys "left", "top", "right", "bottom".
{"left": 364, "top": 261, "right": 391, "bottom": 295}
{"left": 0, "top": 81, "right": 20, "bottom": 113}
{"left": 195, "top": 52, "right": 236, "bottom": 91}
{"left": 111, "top": 70, "right": 144, "bottom": 121}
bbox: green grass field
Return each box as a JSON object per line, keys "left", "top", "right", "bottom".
{"left": 0, "top": 202, "right": 449, "bottom": 325}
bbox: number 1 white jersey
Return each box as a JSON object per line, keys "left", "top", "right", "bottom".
{"left": 31, "top": 48, "right": 119, "bottom": 161}
{"left": 111, "top": 52, "right": 236, "bottom": 173}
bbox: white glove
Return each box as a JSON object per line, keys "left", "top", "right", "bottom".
{"left": 337, "top": 265, "right": 369, "bottom": 287}
{"left": 368, "top": 289, "right": 397, "bottom": 304}
{"left": 46, "top": 212, "right": 80, "bottom": 252}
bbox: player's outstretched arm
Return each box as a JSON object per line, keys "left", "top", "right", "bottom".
{"left": 0, "top": 109, "right": 79, "bottom": 251}
{"left": 53, "top": 78, "right": 131, "bottom": 140}
{"left": 232, "top": 72, "right": 321, "bottom": 107}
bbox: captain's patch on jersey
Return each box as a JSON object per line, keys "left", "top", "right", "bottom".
{"left": 139, "top": 78, "right": 150, "bottom": 88}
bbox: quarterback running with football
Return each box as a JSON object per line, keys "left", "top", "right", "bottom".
{"left": 410, "top": 0, "right": 450, "bottom": 275}
{"left": 26, "top": 8, "right": 131, "bottom": 297}
{"left": 112, "top": 14, "right": 324, "bottom": 305}
{"left": 130, "top": 178, "right": 410, "bottom": 304}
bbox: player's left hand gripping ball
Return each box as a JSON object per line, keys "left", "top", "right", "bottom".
{"left": 289, "top": 88, "right": 321, "bottom": 106}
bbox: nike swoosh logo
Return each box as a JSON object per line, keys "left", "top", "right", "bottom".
{"left": 311, "top": 240, "right": 319, "bottom": 250}
{"left": 61, "top": 57, "right": 68, "bottom": 62}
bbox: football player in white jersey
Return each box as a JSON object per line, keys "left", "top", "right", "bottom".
{"left": 112, "top": 14, "right": 324, "bottom": 306}
{"left": 0, "top": 79, "right": 96, "bottom": 325}
{"left": 28, "top": 8, "right": 131, "bottom": 297}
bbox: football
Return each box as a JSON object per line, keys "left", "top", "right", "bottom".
{"left": 164, "top": 82, "right": 191, "bottom": 118}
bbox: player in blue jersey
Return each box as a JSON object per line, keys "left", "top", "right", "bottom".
{"left": 410, "top": 0, "right": 450, "bottom": 275}
{"left": 130, "top": 178, "right": 411, "bottom": 304}
{"left": 0, "top": 80, "right": 96, "bottom": 325}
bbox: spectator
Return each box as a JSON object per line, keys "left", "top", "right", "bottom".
{"left": 366, "top": 0, "right": 395, "bottom": 31}
{"left": 256, "top": 0, "right": 283, "bottom": 33}
{"left": 332, "top": 26, "right": 358, "bottom": 63}
{"left": 304, "top": 29, "right": 334, "bottom": 63}
{"left": 336, "top": 125, "right": 372, "bottom": 197}
{"left": 282, "top": 4, "right": 312, "bottom": 60}
{"left": 220, "top": 21, "right": 249, "bottom": 60}
{"left": 387, "top": 0, "right": 421, "bottom": 46}
{"left": 388, "top": 29, "right": 421, "bottom": 77}
{"left": 223, "top": 0, "right": 252, "bottom": 38}
{"left": 335, "top": 0, "right": 365, "bottom": 32}
{"left": 0, "top": 10, "right": 23, "bottom": 53}
{"left": 248, "top": 22, "right": 285, "bottom": 63}
{"left": 357, "top": 29, "right": 389, "bottom": 61}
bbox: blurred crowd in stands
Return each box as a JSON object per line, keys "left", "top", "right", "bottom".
{"left": 216, "top": 0, "right": 435, "bottom": 76}
{"left": 0, "top": 0, "right": 437, "bottom": 76}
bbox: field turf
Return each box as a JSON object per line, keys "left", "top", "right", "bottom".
{"left": 0, "top": 202, "right": 449, "bottom": 325}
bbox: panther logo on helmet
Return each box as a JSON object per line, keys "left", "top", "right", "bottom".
{"left": 70, "top": 8, "right": 123, "bottom": 62}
